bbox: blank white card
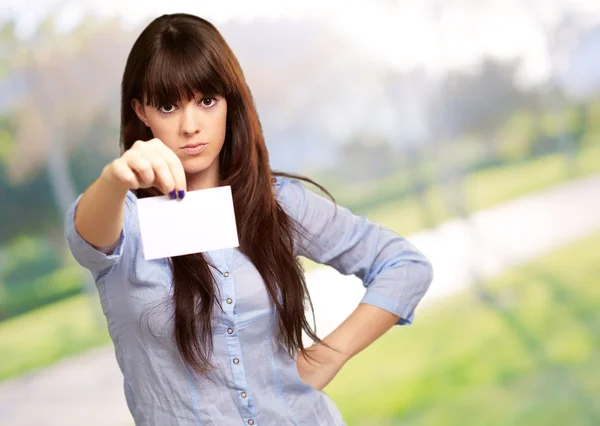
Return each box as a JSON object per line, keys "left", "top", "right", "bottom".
{"left": 136, "top": 186, "right": 239, "bottom": 260}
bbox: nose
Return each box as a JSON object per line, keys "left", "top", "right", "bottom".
{"left": 180, "top": 104, "right": 201, "bottom": 135}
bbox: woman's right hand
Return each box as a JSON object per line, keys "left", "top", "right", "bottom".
{"left": 103, "top": 138, "right": 187, "bottom": 199}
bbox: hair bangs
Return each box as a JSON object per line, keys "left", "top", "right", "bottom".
{"left": 142, "top": 40, "right": 228, "bottom": 107}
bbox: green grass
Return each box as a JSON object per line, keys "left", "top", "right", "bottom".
{"left": 365, "top": 141, "right": 600, "bottom": 236}
{"left": 301, "top": 142, "right": 600, "bottom": 271}
{"left": 1, "top": 143, "right": 599, "bottom": 385}
{"left": 0, "top": 265, "right": 84, "bottom": 320}
{"left": 325, "top": 230, "right": 600, "bottom": 426}
{"left": 0, "top": 294, "right": 110, "bottom": 381}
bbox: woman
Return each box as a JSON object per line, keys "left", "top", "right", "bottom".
{"left": 65, "top": 13, "right": 433, "bottom": 426}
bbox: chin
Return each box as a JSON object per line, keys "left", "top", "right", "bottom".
{"left": 183, "top": 157, "right": 217, "bottom": 175}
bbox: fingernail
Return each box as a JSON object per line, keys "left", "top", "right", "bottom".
{"left": 169, "top": 190, "right": 176, "bottom": 200}
{"left": 178, "top": 190, "right": 185, "bottom": 199}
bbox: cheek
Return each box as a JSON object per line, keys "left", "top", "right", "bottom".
{"left": 216, "top": 108, "right": 228, "bottom": 140}
{"left": 218, "top": 117, "right": 227, "bottom": 139}
{"left": 147, "top": 119, "right": 178, "bottom": 144}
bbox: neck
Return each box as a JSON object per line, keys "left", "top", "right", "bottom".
{"left": 186, "top": 162, "right": 221, "bottom": 191}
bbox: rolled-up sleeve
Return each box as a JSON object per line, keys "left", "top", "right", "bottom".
{"left": 64, "top": 191, "right": 135, "bottom": 280}
{"left": 277, "top": 177, "right": 433, "bottom": 325}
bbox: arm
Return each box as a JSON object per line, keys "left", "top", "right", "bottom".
{"left": 75, "top": 168, "right": 130, "bottom": 253}
{"left": 65, "top": 139, "right": 186, "bottom": 276}
{"left": 74, "top": 138, "right": 186, "bottom": 252}
{"left": 321, "top": 303, "right": 399, "bottom": 360}
{"left": 278, "top": 177, "right": 433, "bottom": 326}
{"left": 296, "top": 304, "right": 400, "bottom": 390}
{"left": 278, "top": 178, "right": 433, "bottom": 389}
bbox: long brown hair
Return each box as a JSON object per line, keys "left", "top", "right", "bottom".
{"left": 120, "top": 13, "right": 336, "bottom": 374}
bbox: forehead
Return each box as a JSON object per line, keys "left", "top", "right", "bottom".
{"left": 141, "top": 50, "right": 225, "bottom": 107}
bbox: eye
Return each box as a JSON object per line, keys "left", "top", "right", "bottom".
{"left": 158, "top": 105, "right": 177, "bottom": 114}
{"left": 201, "top": 97, "right": 217, "bottom": 108}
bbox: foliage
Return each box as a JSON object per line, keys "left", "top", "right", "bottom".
{"left": 327, "top": 230, "right": 600, "bottom": 426}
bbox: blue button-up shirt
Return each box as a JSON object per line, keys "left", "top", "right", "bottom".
{"left": 65, "top": 176, "right": 433, "bottom": 426}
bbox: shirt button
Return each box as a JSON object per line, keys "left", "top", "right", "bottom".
{"left": 233, "top": 358, "right": 240, "bottom": 364}
{"left": 271, "top": 177, "right": 277, "bottom": 183}
{"left": 226, "top": 298, "right": 233, "bottom": 304}
{"left": 241, "top": 391, "right": 247, "bottom": 398}
{"left": 248, "top": 420, "right": 254, "bottom": 425}
{"left": 227, "top": 328, "right": 234, "bottom": 334}
{"left": 224, "top": 271, "right": 230, "bottom": 277}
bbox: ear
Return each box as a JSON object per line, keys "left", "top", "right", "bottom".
{"left": 131, "top": 99, "right": 150, "bottom": 127}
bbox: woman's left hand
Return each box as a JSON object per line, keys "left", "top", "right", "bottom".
{"left": 296, "top": 343, "right": 350, "bottom": 391}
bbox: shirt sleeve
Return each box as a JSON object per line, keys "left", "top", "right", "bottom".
{"left": 64, "top": 190, "right": 136, "bottom": 280}
{"left": 275, "top": 177, "right": 433, "bottom": 325}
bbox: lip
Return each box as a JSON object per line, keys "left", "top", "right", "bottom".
{"left": 181, "top": 142, "right": 208, "bottom": 156}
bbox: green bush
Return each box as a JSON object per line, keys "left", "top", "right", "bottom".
{"left": 0, "top": 265, "right": 84, "bottom": 320}
{"left": 2, "top": 235, "right": 61, "bottom": 282}
{"left": 0, "top": 236, "right": 84, "bottom": 320}
{"left": 327, "top": 230, "right": 600, "bottom": 425}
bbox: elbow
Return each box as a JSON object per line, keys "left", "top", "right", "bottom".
{"left": 415, "top": 257, "right": 434, "bottom": 297}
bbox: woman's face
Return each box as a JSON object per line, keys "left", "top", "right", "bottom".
{"left": 133, "top": 90, "right": 227, "bottom": 186}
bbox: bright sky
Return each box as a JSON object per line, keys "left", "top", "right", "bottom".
{"left": 3, "top": 0, "right": 600, "bottom": 84}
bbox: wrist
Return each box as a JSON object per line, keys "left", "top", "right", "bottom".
{"left": 318, "top": 341, "right": 352, "bottom": 364}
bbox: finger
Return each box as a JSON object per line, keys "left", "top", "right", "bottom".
{"left": 124, "top": 151, "right": 155, "bottom": 188}
{"left": 112, "top": 158, "right": 140, "bottom": 189}
{"left": 150, "top": 138, "right": 187, "bottom": 196}
{"left": 150, "top": 156, "right": 176, "bottom": 197}
{"left": 135, "top": 141, "right": 177, "bottom": 196}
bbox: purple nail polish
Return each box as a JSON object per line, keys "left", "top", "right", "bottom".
{"left": 169, "top": 190, "right": 176, "bottom": 200}
{"left": 178, "top": 190, "right": 185, "bottom": 199}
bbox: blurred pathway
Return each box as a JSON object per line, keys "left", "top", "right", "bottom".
{"left": 1, "top": 173, "right": 600, "bottom": 426}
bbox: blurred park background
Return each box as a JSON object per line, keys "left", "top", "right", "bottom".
{"left": 1, "top": 0, "right": 600, "bottom": 425}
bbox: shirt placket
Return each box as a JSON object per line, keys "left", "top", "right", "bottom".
{"left": 213, "top": 248, "right": 259, "bottom": 426}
